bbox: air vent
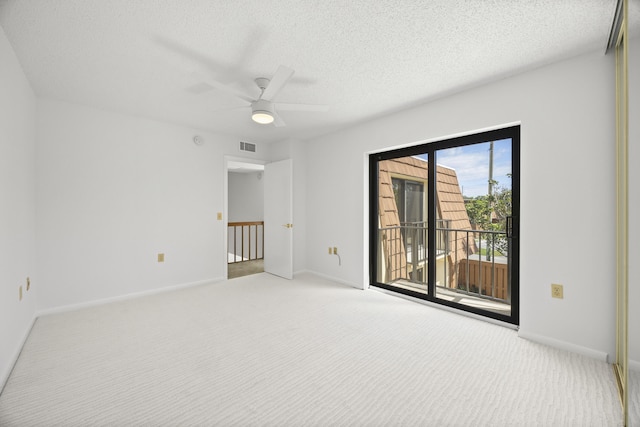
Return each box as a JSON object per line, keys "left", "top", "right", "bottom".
{"left": 240, "top": 141, "right": 256, "bottom": 152}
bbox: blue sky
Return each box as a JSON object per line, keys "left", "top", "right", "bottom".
{"left": 419, "top": 139, "right": 512, "bottom": 197}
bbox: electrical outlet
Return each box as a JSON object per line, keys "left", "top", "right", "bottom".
{"left": 551, "top": 283, "right": 563, "bottom": 299}
{"left": 26, "top": 277, "right": 30, "bottom": 291}
{"left": 158, "top": 253, "right": 165, "bottom": 262}
{"left": 333, "top": 247, "right": 338, "bottom": 255}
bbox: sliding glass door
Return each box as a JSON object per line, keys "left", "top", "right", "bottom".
{"left": 370, "top": 126, "right": 520, "bottom": 325}
{"left": 376, "top": 154, "right": 430, "bottom": 294}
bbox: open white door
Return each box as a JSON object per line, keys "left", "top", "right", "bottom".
{"left": 264, "top": 159, "right": 293, "bottom": 279}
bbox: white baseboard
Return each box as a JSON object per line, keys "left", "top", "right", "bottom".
{"left": 518, "top": 329, "right": 609, "bottom": 363}
{"left": 300, "top": 270, "right": 363, "bottom": 290}
{"left": 37, "top": 277, "right": 225, "bottom": 318}
{"left": 292, "top": 269, "right": 310, "bottom": 277}
{"left": 1, "top": 315, "right": 37, "bottom": 395}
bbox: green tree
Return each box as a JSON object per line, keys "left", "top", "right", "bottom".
{"left": 465, "top": 196, "right": 492, "bottom": 231}
{"left": 465, "top": 178, "right": 512, "bottom": 259}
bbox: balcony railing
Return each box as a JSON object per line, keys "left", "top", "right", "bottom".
{"left": 447, "top": 228, "right": 509, "bottom": 303}
{"left": 379, "top": 220, "right": 450, "bottom": 283}
{"left": 379, "top": 222, "right": 510, "bottom": 303}
{"left": 228, "top": 221, "right": 264, "bottom": 263}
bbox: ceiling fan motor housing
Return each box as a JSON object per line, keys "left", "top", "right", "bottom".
{"left": 251, "top": 99, "right": 275, "bottom": 124}
{"left": 252, "top": 99, "right": 274, "bottom": 114}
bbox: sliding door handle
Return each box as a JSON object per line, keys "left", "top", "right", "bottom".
{"left": 506, "top": 216, "right": 517, "bottom": 239}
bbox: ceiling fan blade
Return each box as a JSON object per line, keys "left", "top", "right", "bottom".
{"left": 261, "top": 65, "right": 294, "bottom": 101}
{"left": 211, "top": 105, "right": 251, "bottom": 113}
{"left": 273, "top": 111, "right": 286, "bottom": 127}
{"left": 274, "top": 102, "right": 330, "bottom": 112}
{"left": 191, "top": 71, "right": 255, "bottom": 103}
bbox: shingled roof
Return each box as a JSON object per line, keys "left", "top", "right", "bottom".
{"left": 378, "top": 156, "right": 477, "bottom": 285}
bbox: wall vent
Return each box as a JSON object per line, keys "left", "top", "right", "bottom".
{"left": 240, "top": 141, "right": 256, "bottom": 153}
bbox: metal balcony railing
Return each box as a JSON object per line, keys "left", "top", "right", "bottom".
{"left": 379, "top": 220, "right": 450, "bottom": 283}
{"left": 446, "top": 228, "right": 510, "bottom": 303}
{"left": 379, "top": 222, "right": 510, "bottom": 304}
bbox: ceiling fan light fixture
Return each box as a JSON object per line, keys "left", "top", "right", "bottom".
{"left": 251, "top": 99, "right": 275, "bottom": 124}
{"left": 252, "top": 110, "right": 274, "bottom": 124}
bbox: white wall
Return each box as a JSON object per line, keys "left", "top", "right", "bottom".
{"left": 35, "top": 99, "right": 257, "bottom": 311}
{"left": 629, "top": 35, "right": 639, "bottom": 369}
{"left": 305, "top": 49, "right": 617, "bottom": 359}
{"left": 0, "top": 25, "right": 37, "bottom": 388}
{"left": 228, "top": 171, "right": 264, "bottom": 222}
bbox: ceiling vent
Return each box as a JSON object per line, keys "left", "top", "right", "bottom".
{"left": 240, "top": 141, "right": 256, "bottom": 153}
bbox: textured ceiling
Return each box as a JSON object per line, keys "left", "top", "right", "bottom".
{"left": 0, "top": 0, "right": 634, "bottom": 144}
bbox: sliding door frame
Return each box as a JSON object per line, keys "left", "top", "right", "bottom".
{"left": 610, "top": 0, "right": 629, "bottom": 422}
{"left": 369, "top": 125, "right": 520, "bottom": 325}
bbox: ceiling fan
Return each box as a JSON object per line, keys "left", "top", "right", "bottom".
{"left": 193, "top": 65, "right": 329, "bottom": 127}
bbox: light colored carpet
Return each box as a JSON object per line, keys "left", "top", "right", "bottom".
{"left": 631, "top": 370, "right": 640, "bottom": 427}
{"left": 0, "top": 273, "right": 623, "bottom": 426}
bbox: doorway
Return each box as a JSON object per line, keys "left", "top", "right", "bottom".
{"left": 370, "top": 126, "right": 520, "bottom": 325}
{"left": 227, "top": 160, "right": 265, "bottom": 279}
{"left": 225, "top": 157, "right": 294, "bottom": 280}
